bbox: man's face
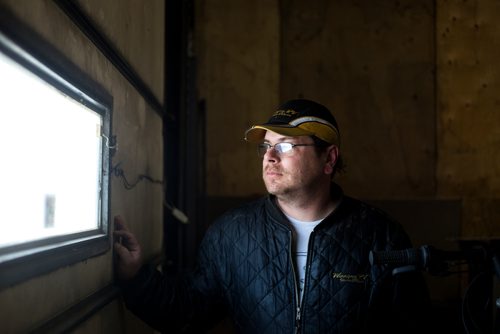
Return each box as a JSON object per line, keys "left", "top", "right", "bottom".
{"left": 262, "top": 131, "right": 330, "bottom": 199}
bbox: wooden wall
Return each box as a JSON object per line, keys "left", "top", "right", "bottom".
{"left": 196, "top": 0, "right": 279, "bottom": 197}
{"left": 436, "top": 0, "right": 500, "bottom": 237}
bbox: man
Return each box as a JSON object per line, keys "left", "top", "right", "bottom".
{"left": 114, "top": 99, "right": 430, "bottom": 333}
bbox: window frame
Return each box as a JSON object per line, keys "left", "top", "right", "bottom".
{"left": 0, "top": 14, "right": 112, "bottom": 290}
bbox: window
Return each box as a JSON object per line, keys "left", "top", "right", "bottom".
{"left": 0, "top": 24, "right": 111, "bottom": 289}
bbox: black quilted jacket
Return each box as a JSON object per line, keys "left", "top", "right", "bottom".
{"left": 121, "top": 185, "right": 430, "bottom": 333}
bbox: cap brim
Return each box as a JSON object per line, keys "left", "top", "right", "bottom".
{"left": 244, "top": 125, "right": 314, "bottom": 143}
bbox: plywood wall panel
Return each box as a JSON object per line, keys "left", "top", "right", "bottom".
{"left": 76, "top": 0, "right": 165, "bottom": 103}
{"left": 280, "top": 0, "right": 436, "bottom": 199}
{"left": 197, "top": 0, "right": 280, "bottom": 197}
{"left": 436, "top": 0, "right": 500, "bottom": 236}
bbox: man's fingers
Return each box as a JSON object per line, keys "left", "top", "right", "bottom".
{"left": 114, "top": 215, "right": 127, "bottom": 230}
{"left": 114, "top": 230, "right": 138, "bottom": 248}
{"left": 113, "top": 216, "right": 134, "bottom": 245}
{"left": 113, "top": 230, "right": 135, "bottom": 241}
{"left": 113, "top": 229, "right": 131, "bottom": 239}
{"left": 114, "top": 241, "right": 139, "bottom": 260}
{"left": 112, "top": 215, "right": 143, "bottom": 280}
{"left": 114, "top": 241, "right": 128, "bottom": 258}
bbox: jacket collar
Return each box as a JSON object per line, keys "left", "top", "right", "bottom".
{"left": 265, "top": 183, "right": 345, "bottom": 228}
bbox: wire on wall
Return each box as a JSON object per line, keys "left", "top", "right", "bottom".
{"left": 111, "top": 162, "right": 163, "bottom": 190}
{"left": 110, "top": 162, "right": 189, "bottom": 224}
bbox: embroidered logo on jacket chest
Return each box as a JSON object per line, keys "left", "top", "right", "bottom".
{"left": 331, "top": 272, "right": 369, "bottom": 283}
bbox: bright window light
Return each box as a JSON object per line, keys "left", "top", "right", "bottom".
{"left": 0, "top": 51, "right": 103, "bottom": 248}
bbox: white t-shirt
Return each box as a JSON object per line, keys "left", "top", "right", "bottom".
{"left": 285, "top": 214, "right": 322, "bottom": 303}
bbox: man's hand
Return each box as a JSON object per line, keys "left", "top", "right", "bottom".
{"left": 113, "top": 215, "right": 143, "bottom": 281}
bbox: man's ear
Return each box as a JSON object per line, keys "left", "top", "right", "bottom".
{"left": 324, "top": 145, "right": 339, "bottom": 175}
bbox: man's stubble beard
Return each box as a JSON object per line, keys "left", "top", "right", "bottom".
{"left": 263, "top": 172, "right": 299, "bottom": 202}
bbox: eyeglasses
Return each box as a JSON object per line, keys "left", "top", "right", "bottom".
{"left": 257, "top": 142, "right": 317, "bottom": 158}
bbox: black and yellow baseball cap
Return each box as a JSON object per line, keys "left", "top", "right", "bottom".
{"left": 244, "top": 99, "right": 340, "bottom": 147}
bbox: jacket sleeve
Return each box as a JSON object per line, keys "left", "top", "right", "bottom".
{"left": 118, "top": 230, "right": 228, "bottom": 333}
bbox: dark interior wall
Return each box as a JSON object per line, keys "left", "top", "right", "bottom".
{"left": 436, "top": 0, "right": 500, "bottom": 238}
{"left": 196, "top": 0, "right": 280, "bottom": 198}
{"left": 280, "top": 0, "right": 436, "bottom": 200}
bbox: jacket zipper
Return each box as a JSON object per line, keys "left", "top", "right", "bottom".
{"left": 295, "top": 305, "right": 301, "bottom": 333}
{"left": 295, "top": 229, "right": 316, "bottom": 333}
{"left": 289, "top": 230, "right": 302, "bottom": 333}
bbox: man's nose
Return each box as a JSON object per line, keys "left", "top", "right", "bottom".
{"left": 264, "top": 146, "right": 280, "bottom": 161}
